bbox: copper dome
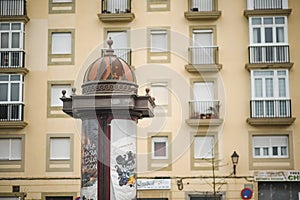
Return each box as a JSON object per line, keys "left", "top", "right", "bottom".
{"left": 82, "top": 38, "right": 138, "bottom": 95}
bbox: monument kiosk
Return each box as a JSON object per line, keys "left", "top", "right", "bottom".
{"left": 61, "top": 39, "right": 155, "bottom": 200}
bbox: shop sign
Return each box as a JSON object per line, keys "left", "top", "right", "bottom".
{"left": 254, "top": 171, "right": 300, "bottom": 182}
{"left": 137, "top": 179, "right": 171, "bottom": 190}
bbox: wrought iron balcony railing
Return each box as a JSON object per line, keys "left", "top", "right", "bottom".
{"left": 188, "top": 100, "right": 220, "bottom": 119}
{"left": 188, "top": 46, "right": 219, "bottom": 65}
{"left": 101, "top": 48, "right": 132, "bottom": 66}
{"left": 0, "top": 0, "right": 27, "bottom": 16}
{"left": 188, "top": 0, "right": 218, "bottom": 12}
{"left": 0, "top": 51, "right": 25, "bottom": 68}
{"left": 247, "top": 0, "right": 288, "bottom": 10}
{"left": 250, "top": 99, "right": 292, "bottom": 118}
{"left": 101, "top": 0, "right": 132, "bottom": 14}
{"left": 0, "top": 103, "right": 24, "bottom": 121}
{"left": 248, "top": 45, "right": 290, "bottom": 64}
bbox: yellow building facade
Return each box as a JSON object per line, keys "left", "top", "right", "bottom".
{"left": 0, "top": 0, "right": 300, "bottom": 199}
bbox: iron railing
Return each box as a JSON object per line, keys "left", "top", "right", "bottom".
{"left": 188, "top": 46, "right": 219, "bottom": 65}
{"left": 250, "top": 99, "right": 291, "bottom": 118}
{"left": 248, "top": 45, "right": 290, "bottom": 64}
{"left": 0, "top": 51, "right": 25, "bottom": 68}
{"left": 0, "top": 103, "right": 24, "bottom": 121}
{"left": 101, "top": 0, "right": 132, "bottom": 14}
{"left": 188, "top": 0, "right": 217, "bottom": 12}
{"left": 248, "top": 0, "right": 285, "bottom": 10}
{"left": 0, "top": 0, "right": 26, "bottom": 16}
{"left": 188, "top": 100, "right": 220, "bottom": 119}
{"left": 101, "top": 48, "right": 132, "bottom": 66}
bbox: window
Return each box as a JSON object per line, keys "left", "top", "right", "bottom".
{"left": 249, "top": 16, "right": 288, "bottom": 63}
{"left": 47, "top": 81, "right": 73, "bottom": 117}
{"left": 148, "top": 28, "right": 170, "bottom": 63}
{"left": 250, "top": 69, "right": 290, "bottom": 117}
{"left": 250, "top": 17, "right": 287, "bottom": 44}
{"left": 253, "top": 136, "right": 288, "bottom": 158}
{"left": 148, "top": 133, "right": 172, "bottom": 170}
{"left": 0, "top": 22, "right": 24, "bottom": 67}
{"left": 0, "top": 138, "right": 22, "bottom": 160}
{"left": 51, "top": 33, "right": 72, "bottom": 54}
{"left": 150, "top": 30, "right": 167, "bottom": 53}
{"left": 48, "top": 29, "right": 75, "bottom": 65}
{"left": 0, "top": 74, "right": 23, "bottom": 121}
{"left": 152, "top": 136, "right": 168, "bottom": 159}
{"left": 46, "top": 134, "right": 73, "bottom": 172}
{"left": 194, "top": 136, "right": 215, "bottom": 159}
{"left": 49, "top": 0, "right": 75, "bottom": 14}
{"left": 0, "top": 135, "right": 24, "bottom": 172}
{"left": 50, "top": 137, "right": 71, "bottom": 160}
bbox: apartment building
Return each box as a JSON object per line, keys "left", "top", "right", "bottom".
{"left": 0, "top": 0, "right": 300, "bottom": 199}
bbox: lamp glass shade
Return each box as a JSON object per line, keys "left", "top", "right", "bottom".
{"left": 231, "top": 151, "right": 239, "bottom": 165}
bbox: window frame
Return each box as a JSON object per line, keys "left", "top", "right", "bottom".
{"left": 47, "top": 80, "right": 73, "bottom": 118}
{"left": 46, "top": 134, "right": 74, "bottom": 172}
{"left": 0, "top": 74, "right": 23, "bottom": 103}
{"left": 249, "top": 16, "right": 288, "bottom": 45}
{"left": 151, "top": 136, "right": 168, "bottom": 160}
{"left": 48, "top": 29, "right": 75, "bottom": 65}
{"left": 0, "top": 135, "right": 25, "bottom": 172}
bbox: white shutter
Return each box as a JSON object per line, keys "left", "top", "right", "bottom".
{"left": 51, "top": 85, "right": 71, "bottom": 107}
{"left": 151, "top": 83, "right": 168, "bottom": 106}
{"left": 10, "top": 138, "right": 22, "bottom": 160}
{"left": 50, "top": 138, "right": 71, "bottom": 160}
{"left": 107, "top": 31, "right": 127, "bottom": 48}
{"left": 194, "top": 136, "right": 214, "bottom": 159}
{"left": 51, "top": 33, "right": 72, "bottom": 54}
{"left": 193, "top": 82, "right": 214, "bottom": 101}
{"left": 0, "top": 139, "right": 9, "bottom": 159}
{"left": 151, "top": 30, "right": 167, "bottom": 52}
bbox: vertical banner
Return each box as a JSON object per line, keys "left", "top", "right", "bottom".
{"left": 110, "top": 119, "right": 137, "bottom": 200}
{"left": 81, "top": 119, "right": 99, "bottom": 200}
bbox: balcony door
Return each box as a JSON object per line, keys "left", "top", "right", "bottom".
{"left": 193, "top": 82, "right": 214, "bottom": 118}
{"left": 251, "top": 70, "right": 290, "bottom": 117}
{"left": 192, "top": 30, "right": 213, "bottom": 64}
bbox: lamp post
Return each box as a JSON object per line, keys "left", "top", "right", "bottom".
{"left": 231, "top": 151, "right": 239, "bottom": 175}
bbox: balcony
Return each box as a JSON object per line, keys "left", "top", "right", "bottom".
{"left": 184, "top": 0, "right": 221, "bottom": 20}
{"left": 185, "top": 46, "right": 222, "bottom": 72}
{"left": 0, "top": 51, "right": 28, "bottom": 74}
{"left": 246, "top": 45, "right": 293, "bottom": 70}
{"left": 244, "top": 0, "right": 291, "bottom": 17}
{"left": 0, "top": 103, "right": 27, "bottom": 129}
{"left": 101, "top": 48, "right": 132, "bottom": 66}
{"left": 98, "top": 0, "right": 135, "bottom": 22}
{"left": 247, "top": 99, "right": 296, "bottom": 125}
{"left": 186, "top": 100, "right": 223, "bottom": 126}
{"left": 0, "top": 0, "right": 29, "bottom": 23}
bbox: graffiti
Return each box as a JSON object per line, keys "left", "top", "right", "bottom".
{"left": 114, "top": 151, "right": 136, "bottom": 187}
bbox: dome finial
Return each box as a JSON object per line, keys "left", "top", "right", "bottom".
{"left": 106, "top": 37, "right": 114, "bottom": 55}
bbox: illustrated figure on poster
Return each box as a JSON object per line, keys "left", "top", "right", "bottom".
{"left": 114, "top": 151, "right": 136, "bottom": 187}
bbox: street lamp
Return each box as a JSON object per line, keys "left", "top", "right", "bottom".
{"left": 231, "top": 151, "right": 239, "bottom": 175}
